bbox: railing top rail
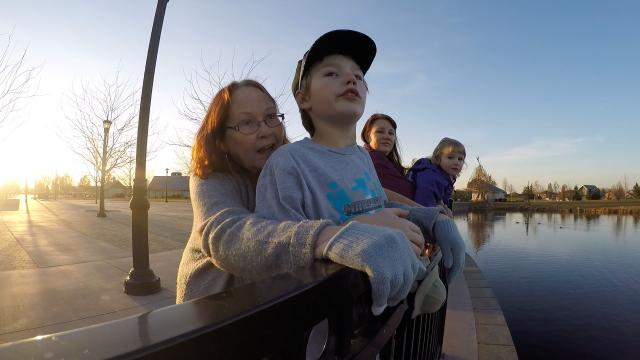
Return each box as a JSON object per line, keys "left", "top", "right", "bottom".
{"left": 0, "top": 250, "right": 445, "bottom": 360}
{"left": 0, "top": 262, "right": 365, "bottom": 359}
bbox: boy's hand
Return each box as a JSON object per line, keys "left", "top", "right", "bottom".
{"left": 322, "top": 222, "right": 427, "bottom": 315}
{"left": 433, "top": 215, "right": 465, "bottom": 280}
{"left": 407, "top": 207, "right": 465, "bottom": 280}
{"left": 437, "top": 201, "right": 454, "bottom": 218}
{"left": 354, "top": 208, "right": 424, "bottom": 256}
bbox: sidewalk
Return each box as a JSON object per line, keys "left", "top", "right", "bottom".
{"left": 0, "top": 198, "right": 190, "bottom": 344}
{"left": 1, "top": 197, "right": 518, "bottom": 359}
{"left": 443, "top": 255, "right": 518, "bottom": 360}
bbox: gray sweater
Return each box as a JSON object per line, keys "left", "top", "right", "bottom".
{"left": 176, "top": 172, "right": 331, "bottom": 303}
{"left": 256, "top": 138, "right": 387, "bottom": 224}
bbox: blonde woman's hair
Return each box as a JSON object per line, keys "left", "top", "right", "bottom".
{"left": 431, "top": 137, "right": 466, "bottom": 166}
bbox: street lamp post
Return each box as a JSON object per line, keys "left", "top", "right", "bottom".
{"left": 97, "top": 119, "right": 112, "bottom": 217}
{"left": 165, "top": 168, "right": 168, "bottom": 203}
{"left": 124, "top": 0, "right": 167, "bottom": 295}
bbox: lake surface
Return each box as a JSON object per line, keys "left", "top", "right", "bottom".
{"left": 454, "top": 212, "right": 640, "bottom": 360}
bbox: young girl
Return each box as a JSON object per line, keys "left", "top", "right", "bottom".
{"left": 409, "top": 137, "right": 466, "bottom": 212}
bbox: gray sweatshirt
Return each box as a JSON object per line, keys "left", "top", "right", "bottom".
{"left": 256, "top": 138, "right": 387, "bottom": 224}
{"left": 176, "top": 172, "right": 331, "bottom": 303}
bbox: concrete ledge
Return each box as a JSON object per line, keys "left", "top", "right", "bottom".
{"left": 443, "top": 255, "right": 518, "bottom": 360}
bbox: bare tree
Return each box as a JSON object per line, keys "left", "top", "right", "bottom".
{"left": 560, "top": 184, "right": 569, "bottom": 201}
{"left": 467, "top": 157, "right": 496, "bottom": 201}
{"left": 532, "top": 181, "right": 544, "bottom": 196}
{"left": 0, "top": 32, "right": 40, "bottom": 134}
{"left": 172, "top": 55, "right": 288, "bottom": 173}
{"left": 611, "top": 182, "right": 626, "bottom": 200}
{"left": 115, "top": 150, "right": 135, "bottom": 196}
{"left": 78, "top": 175, "right": 92, "bottom": 187}
{"left": 64, "top": 72, "right": 139, "bottom": 209}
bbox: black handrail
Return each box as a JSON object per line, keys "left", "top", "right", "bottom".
{"left": 0, "top": 255, "right": 448, "bottom": 360}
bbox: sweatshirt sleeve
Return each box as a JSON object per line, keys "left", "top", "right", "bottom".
{"left": 413, "top": 169, "right": 442, "bottom": 207}
{"left": 255, "top": 149, "right": 309, "bottom": 221}
{"left": 192, "top": 175, "right": 331, "bottom": 279}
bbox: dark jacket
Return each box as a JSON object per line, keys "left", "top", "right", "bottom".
{"left": 364, "top": 144, "right": 414, "bottom": 200}
{"left": 408, "top": 158, "right": 455, "bottom": 208}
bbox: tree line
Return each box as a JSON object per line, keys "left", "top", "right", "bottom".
{"left": 466, "top": 160, "right": 640, "bottom": 201}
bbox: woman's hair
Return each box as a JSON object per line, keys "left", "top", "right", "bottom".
{"left": 431, "top": 137, "right": 466, "bottom": 167}
{"left": 361, "top": 113, "right": 406, "bottom": 174}
{"left": 191, "top": 79, "right": 284, "bottom": 179}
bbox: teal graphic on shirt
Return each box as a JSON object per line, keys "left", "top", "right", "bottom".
{"left": 326, "top": 171, "right": 384, "bottom": 223}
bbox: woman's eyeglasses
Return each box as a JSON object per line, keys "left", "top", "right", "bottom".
{"left": 225, "top": 113, "right": 285, "bottom": 135}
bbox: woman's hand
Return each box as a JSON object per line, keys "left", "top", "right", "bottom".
{"left": 354, "top": 208, "right": 425, "bottom": 255}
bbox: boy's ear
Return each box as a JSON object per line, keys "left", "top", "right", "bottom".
{"left": 295, "top": 90, "right": 311, "bottom": 111}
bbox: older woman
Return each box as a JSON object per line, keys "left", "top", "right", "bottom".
{"left": 176, "top": 80, "right": 426, "bottom": 307}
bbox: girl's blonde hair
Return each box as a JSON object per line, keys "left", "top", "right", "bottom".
{"left": 431, "top": 137, "right": 466, "bottom": 166}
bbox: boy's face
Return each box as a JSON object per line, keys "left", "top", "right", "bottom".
{"left": 439, "top": 150, "right": 465, "bottom": 177}
{"left": 296, "top": 54, "right": 367, "bottom": 128}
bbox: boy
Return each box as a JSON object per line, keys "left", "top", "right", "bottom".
{"left": 256, "top": 30, "right": 462, "bottom": 314}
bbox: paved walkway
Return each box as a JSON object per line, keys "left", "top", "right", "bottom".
{"left": 0, "top": 197, "right": 191, "bottom": 344}
{"left": 1, "top": 197, "right": 518, "bottom": 359}
{"left": 443, "top": 255, "right": 518, "bottom": 360}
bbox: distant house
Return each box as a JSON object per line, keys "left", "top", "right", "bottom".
{"left": 541, "top": 191, "right": 558, "bottom": 201}
{"left": 105, "top": 180, "right": 128, "bottom": 198}
{"left": 148, "top": 172, "right": 190, "bottom": 199}
{"left": 508, "top": 192, "right": 525, "bottom": 201}
{"left": 579, "top": 185, "right": 602, "bottom": 200}
{"left": 467, "top": 179, "right": 507, "bottom": 201}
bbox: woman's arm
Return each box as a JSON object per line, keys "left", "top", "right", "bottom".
{"left": 192, "top": 174, "right": 332, "bottom": 279}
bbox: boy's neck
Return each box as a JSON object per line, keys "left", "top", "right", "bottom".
{"left": 311, "top": 123, "right": 357, "bottom": 148}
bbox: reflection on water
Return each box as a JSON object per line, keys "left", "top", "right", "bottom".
{"left": 461, "top": 211, "right": 640, "bottom": 252}
{"left": 455, "top": 212, "right": 640, "bottom": 360}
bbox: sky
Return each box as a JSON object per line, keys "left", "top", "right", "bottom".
{"left": 0, "top": 0, "right": 638, "bottom": 191}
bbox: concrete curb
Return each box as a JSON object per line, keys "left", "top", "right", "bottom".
{"left": 443, "top": 254, "right": 518, "bottom": 360}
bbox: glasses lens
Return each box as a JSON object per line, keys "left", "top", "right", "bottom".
{"left": 238, "top": 119, "right": 259, "bottom": 134}
{"left": 265, "top": 113, "right": 284, "bottom": 128}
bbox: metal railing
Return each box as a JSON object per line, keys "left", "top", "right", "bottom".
{"left": 383, "top": 251, "right": 448, "bottom": 360}
{"left": 0, "top": 252, "right": 447, "bottom": 360}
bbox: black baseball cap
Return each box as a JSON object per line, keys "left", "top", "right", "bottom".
{"left": 291, "top": 29, "right": 377, "bottom": 95}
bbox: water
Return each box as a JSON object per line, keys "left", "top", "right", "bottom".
{"left": 454, "top": 212, "right": 640, "bottom": 360}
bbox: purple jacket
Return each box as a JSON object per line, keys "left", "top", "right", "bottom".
{"left": 408, "top": 158, "right": 455, "bottom": 208}
{"left": 364, "top": 145, "right": 415, "bottom": 200}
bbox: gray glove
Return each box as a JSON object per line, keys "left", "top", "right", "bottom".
{"left": 408, "top": 207, "right": 466, "bottom": 280}
{"left": 406, "top": 206, "right": 444, "bottom": 243}
{"left": 433, "top": 219, "right": 466, "bottom": 280}
{"left": 323, "top": 222, "right": 427, "bottom": 315}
